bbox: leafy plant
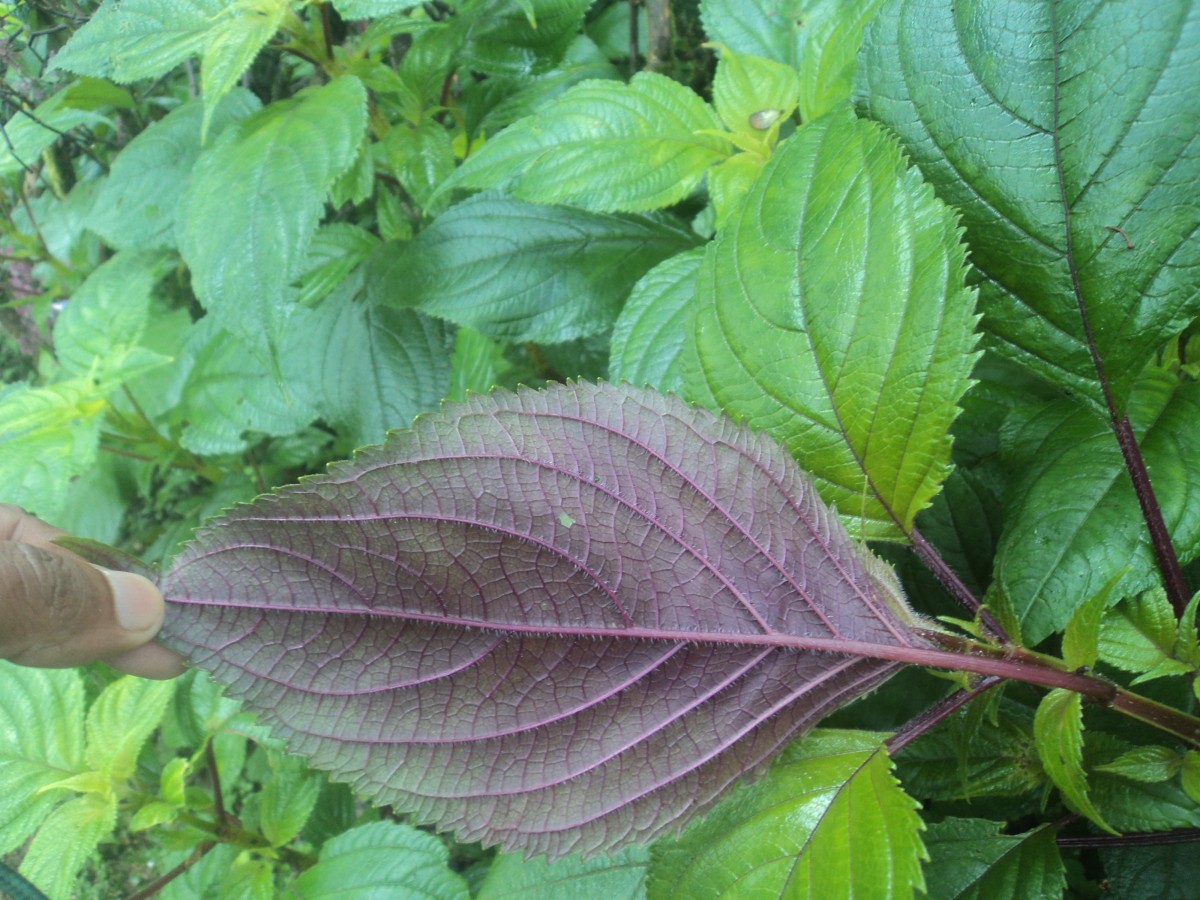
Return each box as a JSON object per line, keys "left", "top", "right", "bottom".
{"left": 1, "top": 0, "right": 1199, "bottom": 896}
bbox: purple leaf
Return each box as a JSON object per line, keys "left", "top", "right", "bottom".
{"left": 159, "top": 382, "right": 932, "bottom": 857}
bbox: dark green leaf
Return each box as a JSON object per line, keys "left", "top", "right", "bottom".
{"left": 453, "top": 0, "right": 591, "bottom": 76}
{"left": 857, "top": 0, "right": 1200, "bottom": 408}
{"left": 990, "top": 371, "right": 1200, "bottom": 643}
{"left": 922, "top": 818, "right": 1064, "bottom": 900}
{"left": 1103, "top": 844, "right": 1200, "bottom": 900}
{"left": 368, "top": 192, "right": 699, "bottom": 343}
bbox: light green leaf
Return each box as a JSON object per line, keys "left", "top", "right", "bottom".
{"left": 130, "top": 800, "right": 179, "bottom": 831}
{"left": 84, "top": 676, "right": 175, "bottom": 780}
{"left": 54, "top": 250, "right": 171, "bottom": 385}
{"left": 0, "top": 86, "right": 112, "bottom": 177}
{"left": 480, "top": 846, "right": 647, "bottom": 899}
{"left": 20, "top": 791, "right": 117, "bottom": 900}
{"left": 1032, "top": 689, "right": 1113, "bottom": 833}
{"left": 711, "top": 45, "right": 800, "bottom": 141}
{"left": 172, "top": 319, "right": 319, "bottom": 455}
{"left": 857, "top": 0, "right": 1200, "bottom": 409}
{"left": 1099, "top": 588, "right": 1194, "bottom": 683}
{"left": 1177, "top": 591, "right": 1200, "bottom": 666}
{"left": 161, "top": 757, "right": 191, "bottom": 807}
{"left": 50, "top": 0, "right": 227, "bottom": 83}
{"left": 706, "top": 151, "right": 768, "bottom": 227}
{"left": 610, "top": 247, "right": 704, "bottom": 393}
{"left": 285, "top": 821, "right": 470, "bottom": 899}
{"left": 0, "top": 380, "right": 107, "bottom": 520}
{"left": 453, "top": 0, "right": 591, "bottom": 76}
{"left": 200, "top": 0, "right": 287, "bottom": 138}
{"left": 440, "top": 74, "right": 729, "bottom": 212}
{"left": 922, "top": 818, "right": 1064, "bottom": 900}
{"left": 990, "top": 371, "right": 1200, "bottom": 643}
{"left": 649, "top": 730, "right": 926, "bottom": 899}
{"left": 684, "top": 109, "right": 978, "bottom": 540}
{"left": 1095, "top": 746, "right": 1181, "bottom": 784}
{"left": 334, "top": 0, "right": 424, "bottom": 18}
{"left": 1182, "top": 751, "right": 1200, "bottom": 804}
{"left": 89, "top": 90, "right": 260, "bottom": 250}
{"left": 179, "top": 76, "right": 368, "bottom": 351}
{"left": 369, "top": 192, "right": 699, "bottom": 343}
{"left": 700, "top": 0, "right": 808, "bottom": 66}
{"left": 260, "top": 751, "right": 322, "bottom": 847}
{"left": 1062, "top": 571, "right": 1124, "bottom": 671}
{"left": 796, "top": 0, "right": 881, "bottom": 121}
{"left": 0, "top": 663, "right": 85, "bottom": 856}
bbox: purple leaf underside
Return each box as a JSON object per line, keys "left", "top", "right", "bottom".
{"left": 160, "top": 382, "right": 931, "bottom": 857}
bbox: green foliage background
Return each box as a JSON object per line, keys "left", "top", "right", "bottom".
{"left": 1, "top": 0, "right": 1199, "bottom": 896}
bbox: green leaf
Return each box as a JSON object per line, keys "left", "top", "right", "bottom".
{"left": 0, "top": 86, "right": 111, "bottom": 178}
{"left": 50, "top": 0, "right": 227, "bottom": 83}
{"left": 260, "top": 751, "right": 322, "bottom": 847}
{"left": 368, "top": 192, "right": 699, "bottom": 343}
{"left": 84, "top": 676, "right": 175, "bottom": 780}
{"left": 179, "top": 76, "right": 368, "bottom": 352}
{"left": 700, "top": 0, "right": 808, "bottom": 66}
{"left": 1103, "top": 845, "right": 1200, "bottom": 900}
{"left": 334, "top": 0, "right": 423, "bottom": 18}
{"left": 1095, "top": 746, "right": 1181, "bottom": 784}
{"left": 1032, "top": 689, "right": 1113, "bottom": 833}
{"left": 88, "top": 90, "right": 260, "bottom": 250}
{"left": 291, "top": 299, "right": 455, "bottom": 448}
{"left": 857, "top": 0, "right": 1200, "bottom": 409}
{"left": 649, "top": 730, "right": 926, "bottom": 899}
{"left": 447, "top": 327, "right": 513, "bottom": 400}
{"left": 990, "top": 371, "right": 1200, "bottom": 643}
{"left": 706, "top": 151, "right": 769, "bottom": 227}
{"left": 1181, "top": 751, "right": 1200, "bottom": 804}
{"left": 684, "top": 109, "right": 978, "bottom": 540}
{"left": 0, "top": 663, "right": 85, "bottom": 856}
{"left": 285, "top": 821, "right": 470, "bottom": 898}
{"left": 1099, "top": 588, "right": 1194, "bottom": 682}
{"left": 922, "top": 818, "right": 1064, "bottom": 900}
{"left": 19, "top": 791, "right": 117, "bottom": 900}
{"left": 199, "top": 0, "right": 287, "bottom": 138}
{"left": 710, "top": 45, "right": 800, "bottom": 141}
{"left": 0, "top": 380, "right": 107, "bottom": 520}
{"left": 53, "top": 250, "right": 171, "bottom": 385}
{"left": 479, "top": 847, "right": 647, "bottom": 899}
{"left": 610, "top": 247, "right": 704, "bottom": 393}
{"left": 385, "top": 117, "right": 457, "bottom": 209}
{"left": 172, "top": 319, "right": 319, "bottom": 455}
{"left": 453, "top": 0, "right": 591, "bottom": 76}
{"left": 796, "top": 0, "right": 882, "bottom": 121}
{"left": 440, "top": 74, "right": 729, "bottom": 212}
{"left": 1062, "top": 571, "right": 1124, "bottom": 671}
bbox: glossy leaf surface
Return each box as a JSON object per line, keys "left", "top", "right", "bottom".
{"left": 159, "top": 382, "right": 929, "bottom": 856}
{"left": 857, "top": 0, "right": 1200, "bottom": 409}
{"left": 685, "top": 110, "right": 978, "bottom": 539}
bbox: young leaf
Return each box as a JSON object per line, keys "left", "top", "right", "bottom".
{"left": 158, "top": 382, "right": 932, "bottom": 857}
{"left": 368, "top": 193, "right": 699, "bottom": 344}
{"left": 438, "top": 74, "right": 729, "bottom": 212}
{"left": 922, "top": 818, "right": 1064, "bottom": 900}
{"left": 285, "top": 821, "right": 470, "bottom": 899}
{"left": 199, "top": 0, "right": 287, "bottom": 138}
{"left": 179, "top": 76, "right": 368, "bottom": 353}
{"left": 609, "top": 248, "right": 705, "bottom": 393}
{"left": 710, "top": 46, "right": 800, "bottom": 143}
{"left": 1032, "top": 689, "right": 1113, "bottom": 834}
{"left": 84, "top": 676, "right": 175, "bottom": 781}
{"left": 260, "top": 751, "right": 323, "bottom": 847}
{"left": 685, "top": 109, "right": 978, "bottom": 540}
{"left": 648, "top": 730, "right": 926, "bottom": 899}
{"left": 1095, "top": 746, "right": 1181, "bottom": 784}
{"left": 795, "top": 0, "right": 882, "bottom": 122}
{"left": 88, "top": 90, "right": 261, "bottom": 251}
{"left": 1061, "top": 572, "right": 1123, "bottom": 671}
{"left": 991, "top": 372, "right": 1200, "bottom": 643}
{"left": 19, "top": 792, "right": 117, "bottom": 900}
{"left": 1099, "top": 588, "right": 1193, "bottom": 683}
{"left": 857, "top": 0, "right": 1200, "bottom": 408}
{"left": 479, "top": 847, "right": 647, "bottom": 899}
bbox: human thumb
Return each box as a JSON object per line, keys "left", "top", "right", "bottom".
{"left": 0, "top": 541, "right": 164, "bottom": 669}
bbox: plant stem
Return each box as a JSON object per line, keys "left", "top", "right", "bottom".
{"left": 1057, "top": 827, "right": 1200, "bottom": 849}
{"left": 1049, "top": 3, "right": 1189, "bottom": 616}
{"left": 886, "top": 675, "right": 1003, "bottom": 755}
{"left": 909, "top": 526, "right": 1008, "bottom": 643}
{"left": 125, "top": 841, "right": 215, "bottom": 900}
